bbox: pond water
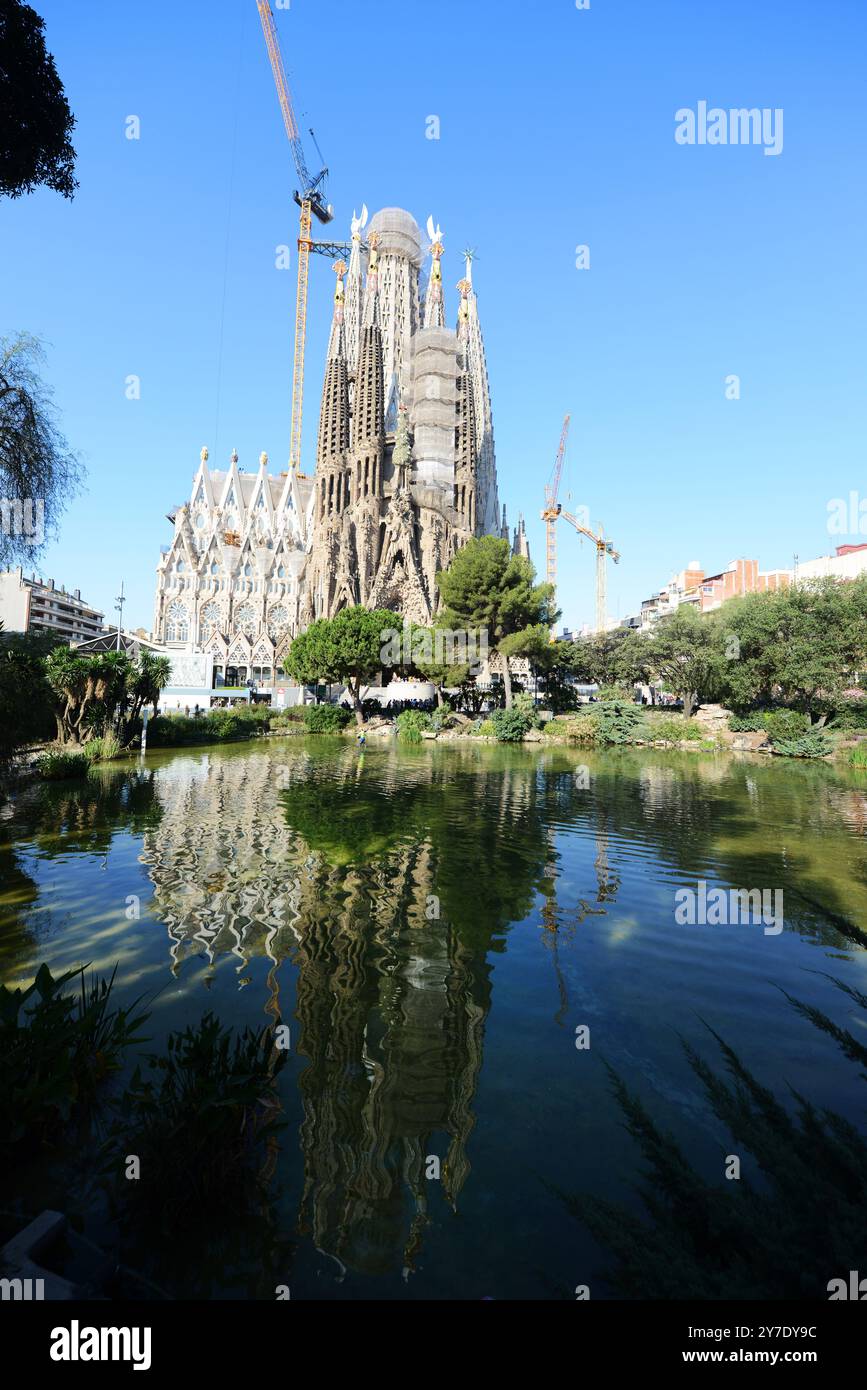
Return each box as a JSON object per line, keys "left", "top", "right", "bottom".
{"left": 2, "top": 736, "right": 867, "bottom": 1299}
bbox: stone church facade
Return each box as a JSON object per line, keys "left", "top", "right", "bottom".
{"left": 153, "top": 207, "right": 527, "bottom": 681}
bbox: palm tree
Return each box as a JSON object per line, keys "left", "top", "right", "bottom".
{"left": 123, "top": 652, "right": 172, "bottom": 739}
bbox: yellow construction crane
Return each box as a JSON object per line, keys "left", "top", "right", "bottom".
{"left": 542, "top": 414, "right": 570, "bottom": 594}
{"left": 257, "top": 1, "right": 338, "bottom": 475}
{"left": 540, "top": 416, "right": 620, "bottom": 633}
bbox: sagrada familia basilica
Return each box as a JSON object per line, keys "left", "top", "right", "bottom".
{"left": 152, "top": 207, "right": 528, "bottom": 682}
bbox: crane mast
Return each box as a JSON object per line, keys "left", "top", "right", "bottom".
{"left": 559, "top": 508, "right": 620, "bottom": 633}
{"left": 540, "top": 415, "right": 620, "bottom": 634}
{"left": 257, "top": 1, "right": 333, "bottom": 475}
{"left": 542, "top": 414, "right": 570, "bottom": 596}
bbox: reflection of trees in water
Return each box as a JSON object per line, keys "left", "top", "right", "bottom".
{"left": 132, "top": 741, "right": 867, "bottom": 1279}
{"left": 138, "top": 745, "right": 554, "bottom": 1276}
{"left": 541, "top": 748, "right": 867, "bottom": 942}
{"left": 0, "top": 769, "right": 161, "bottom": 964}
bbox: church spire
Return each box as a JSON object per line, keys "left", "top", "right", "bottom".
{"left": 355, "top": 232, "right": 385, "bottom": 448}
{"left": 458, "top": 254, "right": 499, "bottom": 536}
{"left": 362, "top": 230, "right": 381, "bottom": 328}
{"left": 423, "top": 216, "right": 445, "bottom": 328}
{"left": 316, "top": 260, "right": 351, "bottom": 473}
{"left": 345, "top": 204, "right": 368, "bottom": 377}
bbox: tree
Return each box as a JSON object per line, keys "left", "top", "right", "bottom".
{"left": 646, "top": 605, "right": 721, "bottom": 719}
{"left": 45, "top": 648, "right": 131, "bottom": 745}
{"left": 436, "top": 536, "right": 558, "bottom": 708}
{"left": 525, "top": 636, "right": 585, "bottom": 713}
{"left": 43, "top": 647, "right": 168, "bottom": 746}
{"left": 122, "top": 651, "right": 172, "bottom": 741}
{"left": 0, "top": 333, "right": 82, "bottom": 567}
{"left": 573, "top": 627, "right": 651, "bottom": 691}
{"left": 0, "top": 1, "right": 78, "bottom": 200}
{"left": 284, "top": 607, "right": 395, "bottom": 725}
{"left": 412, "top": 648, "right": 471, "bottom": 708}
{"left": 718, "top": 578, "right": 867, "bottom": 722}
{"left": 0, "top": 624, "right": 57, "bottom": 759}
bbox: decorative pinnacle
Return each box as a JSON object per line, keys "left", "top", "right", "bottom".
{"left": 259, "top": 451, "right": 268, "bottom": 468}
{"left": 200, "top": 446, "right": 209, "bottom": 463}
{"left": 231, "top": 448, "right": 239, "bottom": 464}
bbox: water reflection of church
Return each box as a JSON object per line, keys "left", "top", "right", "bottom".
{"left": 138, "top": 748, "right": 511, "bottom": 1275}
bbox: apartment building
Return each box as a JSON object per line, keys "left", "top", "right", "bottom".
{"left": 0, "top": 567, "right": 105, "bottom": 645}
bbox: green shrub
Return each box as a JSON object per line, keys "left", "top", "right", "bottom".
{"left": 594, "top": 700, "right": 645, "bottom": 745}
{"left": 649, "top": 716, "right": 706, "bottom": 744}
{"left": 268, "top": 707, "right": 305, "bottom": 731}
{"left": 772, "top": 732, "right": 834, "bottom": 759}
{"left": 559, "top": 713, "right": 598, "bottom": 744}
{"left": 728, "top": 709, "right": 809, "bottom": 742}
{"left": 302, "top": 703, "right": 352, "bottom": 733}
{"left": 728, "top": 711, "right": 765, "bottom": 732}
{"left": 397, "top": 709, "right": 432, "bottom": 742}
{"left": 761, "top": 710, "right": 810, "bottom": 743}
{"left": 104, "top": 1012, "right": 285, "bottom": 1232}
{"left": 204, "top": 710, "right": 246, "bottom": 741}
{"left": 85, "top": 732, "right": 124, "bottom": 762}
{"left": 511, "top": 692, "right": 540, "bottom": 726}
{"left": 831, "top": 700, "right": 867, "bottom": 731}
{"left": 0, "top": 963, "right": 148, "bottom": 1171}
{"left": 147, "top": 715, "right": 200, "bottom": 747}
{"left": 848, "top": 743, "right": 867, "bottom": 768}
{"left": 38, "top": 751, "right": 89, "bottom": 780}
{"left": 477, "top": 718, "right": 496, "bottom": 737}
{"left": 490, "top": 707, "right": 533, "bottom": 742}
{"left": 430, "top": 701, "right": 453, "bottom": 733}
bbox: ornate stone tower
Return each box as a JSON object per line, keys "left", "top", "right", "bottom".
{"left": 301, "top": 206, "right": 503, "bottom": 627}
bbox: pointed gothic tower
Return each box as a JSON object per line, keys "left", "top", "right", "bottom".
{"left": 423, "top": 219, "right": 446, "bottom": 329}
{"left": 344, "top": 206, "right": 368, "bottom": 381}
{"left": 352, "top": 232, "right": 386, "bottom": 502}
{"left": 458, "top": 253, "right": 499, "bottom": 535}
{"left": 315, "top": 261, "right": 352, "bottom": 522}
{"left": 302, "top": 206, "right": 506, "bottom": 629}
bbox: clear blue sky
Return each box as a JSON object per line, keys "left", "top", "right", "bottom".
{"left": 4, "top": 0, "right": 866, "bottom": 632}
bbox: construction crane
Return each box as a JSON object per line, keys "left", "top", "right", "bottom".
{"left": 257, "top": 1, "right": 337, "bottom": 475}
{"left": 540, "top": 415, "right": 620, "bottom": 633}
{"left": 559, "top": 511, "right": 619, "bottom": 634}
{"left": 542, "top": 414, "right": 571, "bottom": 593}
